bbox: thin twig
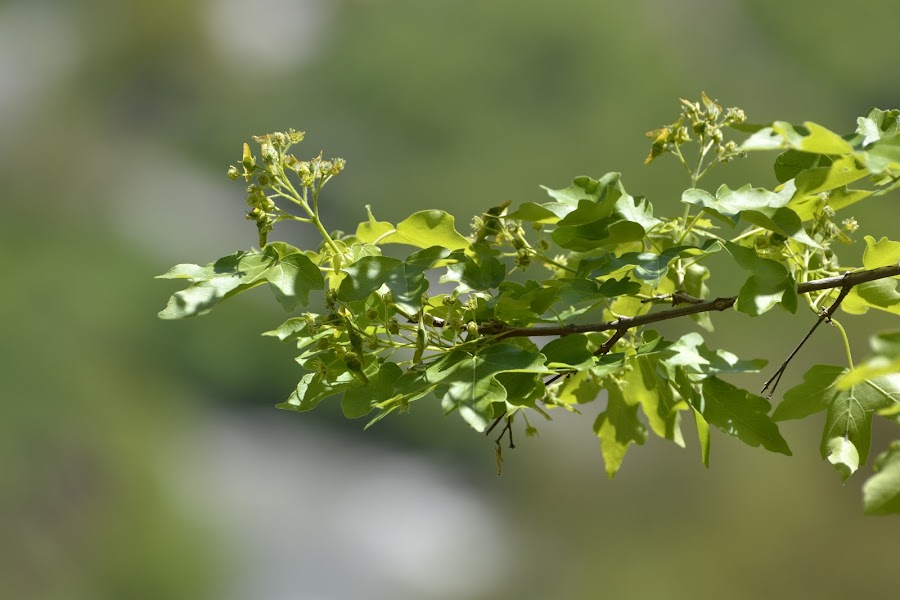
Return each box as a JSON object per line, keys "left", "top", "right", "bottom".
{"left": 760, "top": 277, "right": 854, "bottom": 398}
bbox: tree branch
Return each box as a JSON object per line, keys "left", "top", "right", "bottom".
{"left": 477, "top": 264, "right": 900, "bottom": 339}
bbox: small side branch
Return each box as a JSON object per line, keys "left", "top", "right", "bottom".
{"left": 760, "top": 277, "right": 854, "bottom": 398}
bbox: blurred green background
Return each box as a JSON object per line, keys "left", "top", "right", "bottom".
{"left": 2, "top": 0, "right": 898, "bottom": 598}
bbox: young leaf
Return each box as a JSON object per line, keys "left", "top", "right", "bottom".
{"left": 774, "top": 365, "right": 900, "bottom": 480}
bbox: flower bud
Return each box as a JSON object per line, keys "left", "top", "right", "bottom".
{"left": 343, "top": 351, "right": 361, "bottom": 368}
{"left": 241, "top": 143, "right": 255, "bottom": 169}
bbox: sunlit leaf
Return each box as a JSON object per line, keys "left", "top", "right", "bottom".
{"left": 594, "top": 378, "right": 647, "bottom": 478}
{"left": 378, "top": 210, "right": 469, "bottom": 250}
{"left": 158, "top": 243, "right": 324, "bottom": 319}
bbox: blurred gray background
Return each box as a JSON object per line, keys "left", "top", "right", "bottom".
{"left": 2, "top": 1, "right": 898, "bottom": 598}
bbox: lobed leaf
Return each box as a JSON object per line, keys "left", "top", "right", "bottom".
{"left": 725, "top": 242, "right": 797, "bottom": 316}
{"left": 158, "top": 243, "right": 324, "bottom": 319}
{"left": 695, "top": 377, "right": 791, "bottom": 455}
{"left": 594, "top": 379, "right": 647, "bottom": 478}
{"left": 775, "top": 365, "right": 900, "bottom": 479}
{"left": 425, "top": 344, "right": 550, "bottom": 432}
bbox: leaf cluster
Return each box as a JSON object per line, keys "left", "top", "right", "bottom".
{"left": 159, "top": 96, "right": 900, "bottom": 514}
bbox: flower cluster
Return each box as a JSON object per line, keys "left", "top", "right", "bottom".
{"left": 226, "top": 129, "right": 345, "bottom": 247}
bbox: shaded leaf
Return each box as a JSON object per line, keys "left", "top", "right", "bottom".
{"left": 426, "top": 344, "right": 550, "bottom": 431}
{"left": 342, "top": 362, "right": 404, "bottom": 418}
{"left": 774, "top": 365, "right": 900, "bottom": 479}
{"left": 725, "top": 242, "right": 797, "bottom": 316}
{"left": 338, "top": 246, "right": 451, "bottom": 311}
{"left": 683, "top": 185, "right": 818, "bottom": 247}
{"left": 695, "top": 377, "right": 791, "bottom": 455}
{"left": 863, "top": 442, "right": 900, "bottom": 515}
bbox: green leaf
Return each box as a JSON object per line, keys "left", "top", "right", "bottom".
{"left": 842, "top": 330, "right": 900, "bottom": 387}
{"left": 581, "top": 240, "right": 722, "bottom": 287}
{"left": 354, "top": 205, "right": 395, "bottom": 244}
{"left": 683, "top": 263, "right": 713, "bottom": 330}
{"left": 338, "top": 246, "right": 452, "bottom": 311}
{"left": 496, "top": 372, "right": 542, "bottom": 407}
{"left": 683, "top": 185, "right": 818, "bottom": 247}
{"left": 693, "top": 407, "right": 711, "bottom": 467}
{"left": 773, "top": 121, "right": 854, "bottom": 155}
{"left": 844, "top": 236, "right": 900, "bottom": 315}
{"left": 442, "top": 249, "right": 506, "bottom": 292}
{"left": 342, "top": 362, "right": 404, "bottom": 418}
{"left": 624, "top": 354, "right": 686, "bottom": 446}
{"left": 858, "top": 135, "right": 900, "bottom": 174}
{"left": 158, "top": 243, "right": 324, "bottom": 319}
{"left": 614, "top": 194, "right": 662, "bottom": 231}
{"left": 774, "top": 365, "right": 900, "bottom": 479}
{"left": 262, "top": 316, "right": 311, "bottom": 341}
{"left": 551, "top": 369, "right": 603, "bottom": 405}
{"left": 825, "top": 436, "right": 859, "bottom": 482}
{"left": 279, "top": 372, "right": 356, "bottom": 413}
{"left": 541, "top": 334, "right": 595, "bottom": 369}
{"left": 425, "top": 344, "right": 550, "bottom": 432}
{"left": 552, "top": 216, "right": 645, "bottom": 252}
{"left": 790, "top": 155, "right": 871, "bottom": 199}
{"left": 725, "top": 242, "right": 797, "bottom": 316}
{"left": 783, "top": 181, "right": 872, "bottom": 222}
{"left": 694, "top": 377, "right": 791, "bottom": 455}
{"left": 594, "top": 378, "right": 647, "bottom": 478}
{"left": 663, "top": 332, "right": 767, "bottom": 379}
{"left": 856, "top": 108, "right": 900, "bottom": 146}
{"left": 774, "top": 150, "right": 831, "bottom": 183}
{"left": 863, "top": 442, "right": 900, "bottom": 515}
{"left": 542, "top": 173, "right": 650, "bottom": 251}
{"left": 378, "top": 210, "right": 469, "bottom": 250}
